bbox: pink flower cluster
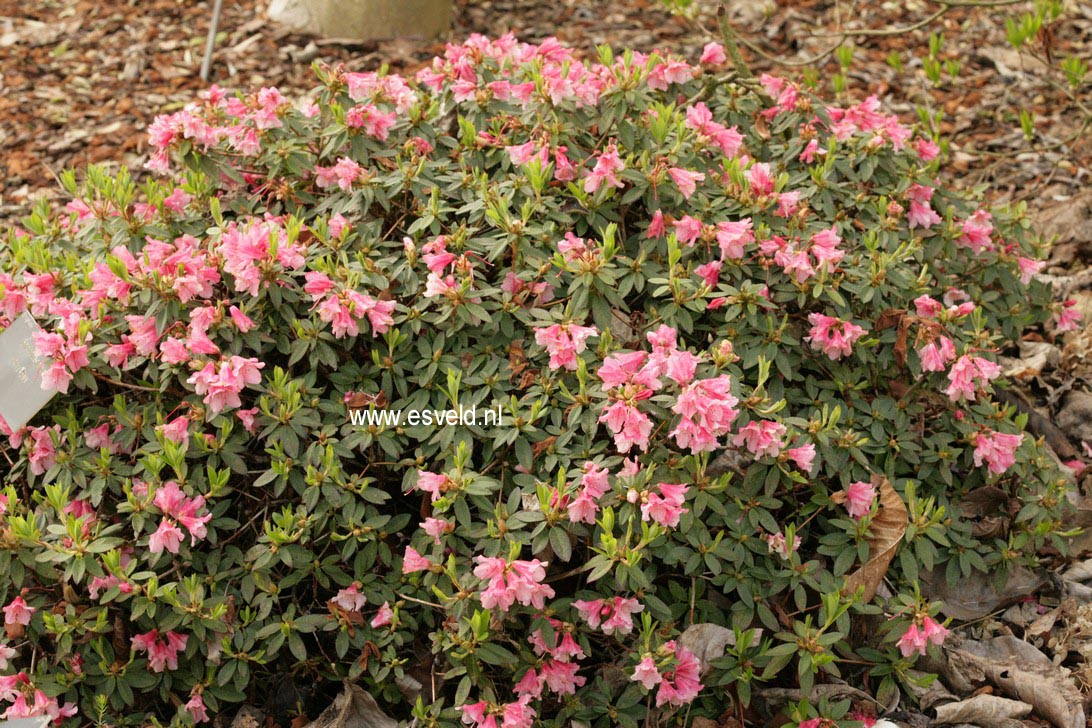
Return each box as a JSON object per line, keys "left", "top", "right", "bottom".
{"left": 957, "top": 209, "right": 995, "bottom": 253}
{"left": 758, "top": 225, "right": 846, "bottom": 282}
{"left": 187, "top": 355, "right": 265, "bottom": 414}
{"left": 630, "top": 641, "right": 703, "bottom": 707}
{"left": 671, "top": 375, "right": 740, "bottom": 453}
{"left": 219, "top": 218, "right": 307, "bottom": 297}
{"left": 534, "top": 323, "right": 598, "bottom": 371}
{"left": 826, "top": 94, "right": 912, "bottom": 149}
{"left": 906, "top": 184, "right": 942, "bottom": 230}
{"left": 473, "top": 556, "right": 555, "bottom": 612}
{"left": 131, "top": 629, "right": 189, "bottom": 672}
{"left": 149, "top": 481, "right": 212, "bottom": 554}
{"left": 944, "top": 353, "right": 1000, "bottom": 402}
{"left": 805, "top": 313, "right": 868, "bottom": 360}
{"left": 896, "top": 615, "right": 948, "bottom": 657}
{"left": 32, "top": 321, "right": 90, "bottom": 394}
{"left": 458, "top": 698, "right": 535, "bottom": 728}
{"left": 972, "top": 429, "right": 1024, "bottom": 476}
{"left": 303, "top": 271, "right": 395, "bottom": 338}
{"left": 733, "top": 420, "right": 787, "bottom": 459}
{"left": 638, "top": 483, "right": 689, "bottom": 528}
{"left": 572, "top": 596, "right": 643, "bottom": 636}
{"left": 567, "top": 461, "right": 611, "bottom": 524}
{"left": 0, "top": 672, "right": 77, "bottom": 723}
{"left": 519, "top": 617, "right": 587, "bottom": 698}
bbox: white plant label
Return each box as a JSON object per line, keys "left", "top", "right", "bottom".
{"left": 0, "top": 311, "right": 57, "bottom": 431}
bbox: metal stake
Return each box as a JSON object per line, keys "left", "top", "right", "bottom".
{"left": 200, "top": 0, "right": 225, "bottom": 82}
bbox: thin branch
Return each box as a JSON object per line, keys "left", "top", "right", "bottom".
{"left": 715, "top": 5, "right": 754, "bottom": 79}
{"left": 91, "top": 370, "right": 161, "bottom": 393}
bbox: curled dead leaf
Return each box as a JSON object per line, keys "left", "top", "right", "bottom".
{"left": 929, "top": 693, "right": 1032, "bottom": 726}
{"left": 843, "top": 475, "right": 907, "bottom": 603}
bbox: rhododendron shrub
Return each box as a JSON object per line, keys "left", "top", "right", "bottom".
{"left": 0, "top": 34, "right": 1073, "bottom": 727}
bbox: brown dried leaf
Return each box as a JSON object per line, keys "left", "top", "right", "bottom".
{"left": 303, "top": 685, "right": 397, "bottom": 728}
{"left": 921, "top": 566, "right": 1044, "bottom": 620}
{"left": 953, "top": 646, "right": 1085, "bottom": 728}
{"left": 930, "top": 694, "right": 1032, "bottom": 725}
{"left": 843, "top": 475, "right": 907, "bottom": 603}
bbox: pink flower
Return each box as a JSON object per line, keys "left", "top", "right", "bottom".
{"left": 0, "top": 644, "right": 14, "bottom": 670}
{"left": 700, "top": 42, "right": 727, "bottom": 64}
{"left": 413, "top": 471, "right": 449, "bottom": 502}
{"left": 573, "top": 597, "right": 644, "bottom": 635}
{"left": 540, "top": 659, "right": 586, "bottom": 695}
{"left": 229, "top": 305, "right": 256, "bottom": 332}
{"left": 583, "top": 143, "right": 625, "bottom": 194}
{"left": 716, "top": 219, "right": 754, "bottom": 259}
{"left": 420, "top": 517, "right": 451, "bottom": 544}
{"left": 799, "top": 139, "right": 821, "bottom": 163}
{"left": 914, "top": 295, "right": 943, "bottom": 317}
{"left": 745, "top": 162, "right": 775, "bottom": 196}
{"left": 673, "top": 215, "right": 704, "bottom": 246}
{"left": 897, "top": 623, "right": 928, "bottom": 657}
{"left": 786, "top": 443, "right": 816, "bottom": 473}
{"left": 534, "top": 323, "right": 598, "bottom": 371}
{"left": 668, "top": 167, "right": 705, "bottom": 200}
{"left": 844, "top": 481, "right": 876, "bottom": 519}
{"left": 805, "top": 313, "right": 867, "bottom": 360}
{"left": 632, "top": 655, "right": 662, "bottom": 690}
{"left": 315, "top": 157, "right": 364, "bottom": 191}
{"left": 1016, "top": 256, "right": 1045, "bottom": 286}
{"left": 694, "top": 260, "right": 722, "bottom": 288}
{"left": 921, "top": 615, "right": 949, "bottom": 646}
{"left": 157, "top": 416, "right": 190, "bottom": 445}
{"left": 1056, "top": 299, "right": 1082, "bottom": 332}
{"left": 777, "top": 190, "right": 801, "bottom": 217}
{"left": 918, "top": 336, "right": 955, "bottom": 372}
{"left": 473, "top": 556, "right": 555, "bottom": 612}
{"left": 647, "top": 210, "right": 666, "bottom": 238}
{"left": 944, "top": 354, "right": 1000, "bottom": 402}
{"left": 186, "top": 694, "right": 210, "bottom": 724}
{"left": 957, "top": 209, "right": 995, "bottom": 253}
{"left": 568, "top": 462, "right": 611, "bottom": 524}
{"left": 370, "top": 601, "right": 395, "bottom": 628}
{"left": 906, "top": 184, "right": 942, "bottom": 229}
{"left": 27, "top": 426, "right": 59, "bottom": 476}
{"left": 149, "top": 519, "right": 185, "bottom": 554}
{"left": 3, "top": 598, "right": 34, "bottom": 626}
{"left": 764, "top": 531, "right": 801, "bottom": 559}
{"left": 513, "top": 668, "right": 545, "bottom": 700}
{"left": 333, "top": 583, "right": 368, "bottom": 612}
{"left": 656, "top": 643, "right": 703, "bottom": 707}
{"left": 402, "top": 546, "right": 432, "bottom": 574}
{"left": 973, "top": 429, "right": 1023, "bottom": 475}
{"left": 125, "top": 315, "right": 160, "bottom": 358}
{"left": 916, "top": 138, "right": 940, "bottom": 161}
{"left": 732, "top": 420, "right": 786, "bottom": 459}
{"left": 640, "top": 483, "right": 689, "bottom": 528}
{"left": 599, "top": 400, "right": 654, "bottom": 453}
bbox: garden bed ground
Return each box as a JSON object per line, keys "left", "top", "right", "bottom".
{"left": 4, "top": 0, "right": 1092, "bottom": 726}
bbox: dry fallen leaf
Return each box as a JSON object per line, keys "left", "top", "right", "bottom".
{"left": 301, "top": 683, "right": 396, "bottom": 728}
{"left": 844, "top": 475, "right": 907, "bottom": 602}
{"left": 921, "top": 565, "right": 1044, "bottom": 620}
{"left": 951, "top": 641, "right": 1085, "bottom": 728}
{"left": 929, "top": 693, "right": 1032, "bottom": 726}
